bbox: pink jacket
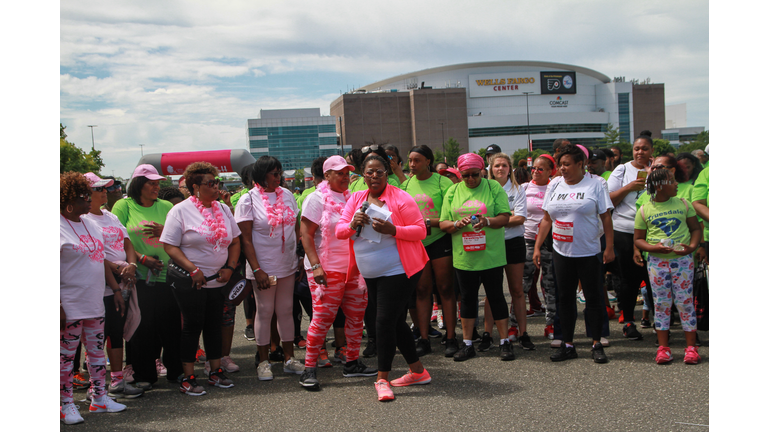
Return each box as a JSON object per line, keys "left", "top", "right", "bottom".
{"left": 336, "top": 184, "right": 429, "bottom": 279}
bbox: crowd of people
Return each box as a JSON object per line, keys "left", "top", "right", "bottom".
{"left": 60, "top": 134, "right": 710, "bottom": 422}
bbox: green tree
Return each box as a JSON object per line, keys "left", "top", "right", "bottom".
{"left": 474, "top": 147, "right": 486, "bottom": 161}
{"left": 434, "top": 137, "right": 462, "bottom": 167}
{"left": 652, "top": 139, "right": 676, "bottom": 157}
{"left": 600, "top": 123, "right": 622, "bottom": 147}
{"left": 60, "top": 137, "right": 104, "bottom": 174}
{"left": 678, "top": 130, "right": 708, "bottom": 154}
{"left": 511, "top": 148, "right": 550, "bottom": 167}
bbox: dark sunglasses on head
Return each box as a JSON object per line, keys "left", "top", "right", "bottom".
{"left": 202, "top": 179, "right": 221, "bottom": 188}
{"left": 361, "top": 145, "right": 382, "bottom": 154}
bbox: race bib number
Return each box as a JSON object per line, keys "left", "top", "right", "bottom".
{"left": 462, "top": 231, "right": 486, "bottom": 252}
{"left": 552, "top": 220, "right": 574, "bottom": 242}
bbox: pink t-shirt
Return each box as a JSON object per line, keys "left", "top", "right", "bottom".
{"left": 60, "top": 215, "right": 106, "bottom": 320}
{"left": 300, "top": 189, "right": 350, "bottom": 273}
{"left": 235, "top": 187, "right": 298, "bottom": 279}
{"left": 523, "top": 182, "right": 549, "bottom": 240}
{"left": 82, "top": 209, "right": 130, "bottom": 296}
{"left": 160, "top": 199, "right": 242, "bottom": 288}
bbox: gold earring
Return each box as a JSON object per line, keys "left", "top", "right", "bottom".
{"left": 66, "top": 204, "right": 74, "bottom": 213}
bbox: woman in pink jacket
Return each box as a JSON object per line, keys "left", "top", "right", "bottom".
{"left": 336, "top": 154, "right": 430, "bottom": 402}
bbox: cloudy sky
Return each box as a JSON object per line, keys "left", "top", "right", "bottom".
{"left": 60, "top": 0, "right": 709, "bottom": 178}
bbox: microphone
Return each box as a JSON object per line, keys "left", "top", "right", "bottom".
{"left": 356, "top": 202, "right": 370, "bottom": 237}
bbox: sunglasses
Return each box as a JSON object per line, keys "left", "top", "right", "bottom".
{"left": 531, "top": 167, "right": 547, "bottom": 173}
{"left": 106, "top": 184, "right": 122, "bottom": 192}
{"left": 462, "top": 172, "right": 482, "bottom": 179}
{"left": 361, "top": 145, "right": 382, "bottom": 154}
{"left": 651, "top": 165, "right": 675, "bottom": 171}
{"left": 363, "top": 169, "right": 387, "bottom": 178}
{"left": 266, "top": 170, "right": 283, "bottom": 178}
{"left": 92, "top": 186, "right": 105, "bottom": 192}
{"left": 201, "top": 179, "right": 221, "bottom": 188}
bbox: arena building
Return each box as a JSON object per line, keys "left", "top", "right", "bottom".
{"left": 330, "top": 61, "right": 665, "bottom": 156}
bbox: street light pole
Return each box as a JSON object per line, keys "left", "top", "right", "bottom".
{"left": 338, "top": 116, "right": 344, "bottom": 157}
{"left": 523, "top": 93, "right": 532, "bottom": 151}
{"left": 87, "top": 125, "right": 98, "bottom": 150}
{"left": 140, "top": 144, "right": 144, "bottom": 156}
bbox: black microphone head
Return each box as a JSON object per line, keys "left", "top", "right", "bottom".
{"left": 361, "top": 202, "right": 370, "bottom": 211}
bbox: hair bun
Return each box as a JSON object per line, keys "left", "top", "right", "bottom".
{"left": 639, "top": 130, "right": 653, "bottom": 138}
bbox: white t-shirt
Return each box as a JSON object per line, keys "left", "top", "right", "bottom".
{"left": 607, "top": 161, "right": 648, "bottom": 234}
{"left": 82, "top": 210, "right": 129, "bottom": 296}
{"left": 352, "top": 203, "right": 405, "bottom": 278}
{"left": 160, "top": 199, "right": 242, "bottom": 288}
{"left": 301, "top": 189, "right": 350, "bottom": 273}
{"left": 60, "top": 215, "right": 107, "bottom": 320}
{"left": 523, "top": 182, "right": 549, "bottom": 240}
{"left": 542, "top": 176, "right": 613, "bottom": 257}
{"left": 502, "top": 179, "right": 527, "bottom": 240}
{"left": 235, "top": 187, "right": 298, "bottom": 279}
{"left": 550, "top": 173, "right": 610, "bottom": 238}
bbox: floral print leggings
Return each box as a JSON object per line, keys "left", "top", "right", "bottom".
{"left": 646, "top": 255, "right": 697, "bottom": 332}
{"left": 60, "top": 317, "right": 106, "bottom": 404}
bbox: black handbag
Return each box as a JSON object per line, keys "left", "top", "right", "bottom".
{"left": 693, "top": 262, "right": 709, "bottom": 331}
{"left": 167, "top": 259, "right": 219, "bottom": 292}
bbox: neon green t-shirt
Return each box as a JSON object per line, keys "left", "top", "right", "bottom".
{"left": 297, "top": 186, "right": 315, "bottom": 211}
{"left": 634, "top": 197, "right": 696, "bottom": 259}
{"left": 440, "top": 179, "right": 511, "bottom": 271}
{"left": 399, "top": 172, "right": 453, "bottom": 247}
{"left": 111, "top": 197, "right": 174, "bottom": 283}
{"left": 691, "top": 167, "right": 709, "bottom": 242}
{"left": 600, "top": 170, "right": 612, "bottom": 181}
{"left": 230, "top": 188, "right": 248, "bottom": 208}
{"left": 349, "top": 176, "right": 400, "bottom": 193}
{"left": 387, "top": 174, "right": 401, "bottom": 188}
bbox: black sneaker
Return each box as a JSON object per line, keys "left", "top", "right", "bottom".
{"left": 299, "top": 367, "right": 319, "bottom": 389}
{"left": 244, "top": 324, "right": 255, "bottom": 341}
{"left": 453, "top": 342, "right": 476, "bottom": 362}
{"left": 591, "top": 342, "right": 608, "bottom": 363}
{"left": 623, "top": 323, "right": 643, "bottom": 340}
{"left": 342, "top": 359, "right": 377, "bottom": 377}
{"left": 363, "top": 339, "right": 377, "bottom": 358}
{"left": 550, "top": 344, "right": 578, "bottom": 362}
{"left": 519, "top": 332, "right": 535, "bottom": 350}
{"left": 269, "top": 346, "right": 285, "bottom": 362}
{"left": 427, "top": 327, "right": 442, "bottom": 338}
{"left": 444, "top": 338, "right": 459, "bottom": 357}
{"left": 500, "top": 341, "right": 515, "bottom": 361}
{"left": 471, "top": 327, "right": 482, "bottom": 344}
{"left": 415, "top": 338, "right": 431, "bottom": 356}
{"left": 640, "top": 319, "right": 652, "bottom": 329}
{"left": 478, "top": 332, "right": 494, "bottom": 352}
{"left": 411, "top": 325, "right": 420, "bottom": 341}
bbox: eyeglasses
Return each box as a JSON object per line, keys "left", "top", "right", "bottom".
{"left": 77, "top": 194, "right": 92, "bottom": 202}
{"left": 106, "top": 185, "right": 122, "bottom": 192}
{"left": 92, "top": 186, "right": 105, "bottom": 192}
{"left": 651, "top": 165, "right": 675, "bottom": 171}
{"left": 202, "top": 179, "right": 221, "bottom": 188}
{"left": 531, "top": 167, "right": 546, "bottom": 173}
{"left": 462, "top": 172, "right": 482, "bottom": 179}
{"left": 363, "top": 169, "right": 387, "bottom": 178}
{"left": 361, "top": 145, "right": 382, "bottom": 154}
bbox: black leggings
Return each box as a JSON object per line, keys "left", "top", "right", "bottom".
{"left": 172, "top": 286, "right": 224, "bottom": 364}
{"left": 366, "top": 271, "right": 422, "bottom": 372}
{"left": 552, "top": 251, "right": 603, "bottom": 343}
{"left": 455, "top": 267, "right": 508, "bottom": 320}
{"left": 614, "top": 231, "right": 650, "bottom": 323}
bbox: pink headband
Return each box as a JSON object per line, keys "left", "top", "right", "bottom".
{"left": 457, "top": 153, "right": 485, "bottom": 172}
{"left": 576, "top": 144, "right": 590, "bottom": 161}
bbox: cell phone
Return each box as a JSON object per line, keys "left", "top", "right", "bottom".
{"left": 269, "top": 275, "right": 277, "bottom": 286}
{"left": 637, "top": 171, "right": 648, "bottom": 180}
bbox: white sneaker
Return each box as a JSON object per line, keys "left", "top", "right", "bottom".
{"left": 257, "top": 361, "right": 273, "bottom": 381}
{"left": 61, "top": 403, "right": 84, "bottom": 425}
{"left": 577, "top": 291, "right": 586, "bottom": 303}
{"left": 221, "top": 356, "right": 240, "bottom": 373}
{"left": 284, "top": 359, "right": 305, "bottom": 375}
{"left": 607, "top": 291, "right": 617, "bottom": 302}
{"left": 600, "top": 337, "right": 610, "bottom": 347}
{"left": 89, "top": 396, "right": 127, "bottom": 413}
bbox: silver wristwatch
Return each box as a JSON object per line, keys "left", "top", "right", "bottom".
{"left": 311, "top": 263, "right": 322, "bottom": 271}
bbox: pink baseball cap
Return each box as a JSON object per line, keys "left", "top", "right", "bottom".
{"left": 84, "top": 172, "right": 114, "bottom": 188}
{"left": 438, "top": 167, "right": 462, "bottom": 179}
{"left": 323, "top": 155, "right": 355, "bottom": 173}
{"left": 131, "top": 164, "right": 165, "bottom": 181}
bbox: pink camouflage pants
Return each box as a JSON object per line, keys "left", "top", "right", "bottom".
{"left": 60, "top": 317, "right": 107, "bottom": 404}
{"left": 304, "top": 271, "right": 367, "bottom": 368}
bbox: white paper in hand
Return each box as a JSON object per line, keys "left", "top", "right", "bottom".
{"left": 359, "top": 203, "right": 392, "bottom": 243}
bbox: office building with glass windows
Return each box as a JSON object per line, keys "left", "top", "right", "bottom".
{"left": 332, "top": 61, "right": 665, "bottom": 156}
{"left": 246, "top": 108, "right": 339, "bottom": 172}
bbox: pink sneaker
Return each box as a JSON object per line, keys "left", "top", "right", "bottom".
{"left": 155, "top": 359, "right": 167, "bottom": 377}
{"left": 684, "top": 346, "right": 701, "bottom": 365}
{"left": 221, "top": 356, "right": 240, "bottom": 373}
{"left": 375, "top": 379, "right": 394, "bottom": 401}
{"left": 123, "top": 364, "right": 134, "bottom": 383}
{"left": 655, "top": 346, "right": 673, "bottom": 364}
{"left": 390, "top": 369, "right": 431, "bottom": 387}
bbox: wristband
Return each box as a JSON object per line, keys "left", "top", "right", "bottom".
{"left": 129, "top": 262, "right": 138, "bottom": 268}
{"left": 191, "top": 268, "right": 201, "bottom": 276}
{"left": 311, "top": 263, "right": 322, "bottom": 271}
{"left": 222, "top": 265, "right": 235, "bottom": 272}
{"left": 139, "top": 254, "right": 146, "bottom": 264}
{"left": 454, "top": 220, "right": 459, "bottom": 229}
{"left": 253, "top": 267, "right": 262, "bottom": 274}
{"left": 485, "top": 217, "right": 490, "bottom": 227}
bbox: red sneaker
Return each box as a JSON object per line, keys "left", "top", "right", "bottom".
{"left": 606, "top": 306, "right": 616, "bottom": 320}
{"left": 390, "top": 369, "right": 431, "bottom": 387}
{"left": 544, "top": 325, "right": 554, "bottom": 340}
{"left": 431, "top": 303, "right": 439, "bottom": 322}
{"left": 508, "top": 326, "right": 519, "bottom": 342}
{"left": 684, "top": 346, "right": 701, "bottom": 365}
{"left": 655, "top": 346, "right": 672, "bottom": 364}
{"left": 618, "top": 311, "right": 624, "bottom": 324}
